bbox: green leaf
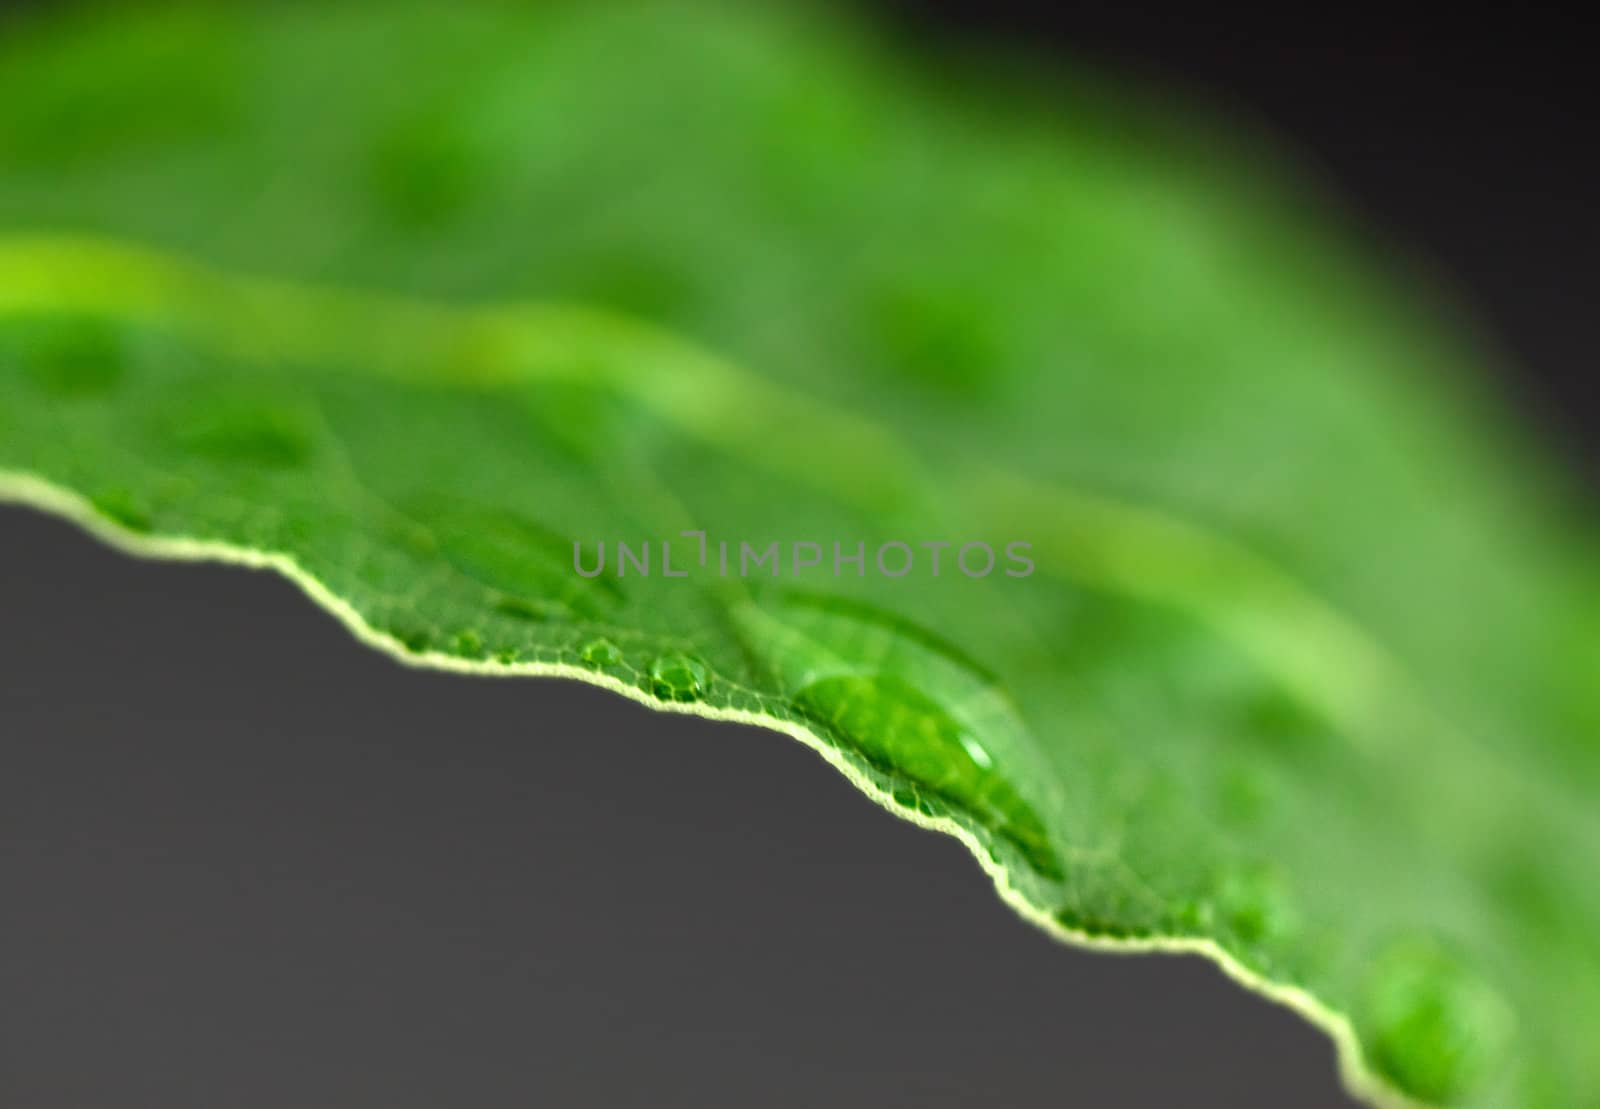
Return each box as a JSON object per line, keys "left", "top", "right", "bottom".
{"left": 1, "top": 4, "right": 1596, "bottom": 1106}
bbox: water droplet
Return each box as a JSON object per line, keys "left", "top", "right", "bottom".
{"left": 1362, "top": 939, "right": 1510, "bottom": 1104}
{"left": 1171, "top": 898, "right": 1215, "bottom": 933}
{"left": 1053, "top": 907, "right": 1148, "bottom": 941}
{"left": 793, "top": 673, "right": 1063, "bottom": 880}
{"left": 958, "top": 733, "right": 994, "bottom": 769}
{"left": 448, "top": 630, "right": 484, "bottom": 658}
{"left": 731, "top": 593, "right": 1061, "bottom": 880}
{"left": 648, "top": 652, "right": 708, "bottom": 702}
{"left": 1215, "top": 864, "right": 1297, "bottom": 944}
{"left": 580, "top": 637, "right": 621, "bottom": 667}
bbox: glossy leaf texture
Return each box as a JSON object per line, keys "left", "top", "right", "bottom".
{"left": 1, "top": 5, "right": 1597, "bottom": 1106}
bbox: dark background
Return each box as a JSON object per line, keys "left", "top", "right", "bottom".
{"left": 1, "top": 3, "right": 1593, "bottom": 1107}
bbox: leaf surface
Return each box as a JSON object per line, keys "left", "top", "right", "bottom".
{"left": 1, "top": 5, "right": 1597, "bottom": 1105}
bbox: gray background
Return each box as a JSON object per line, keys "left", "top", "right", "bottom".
{"left": 0, "top": 3, "right": 1593, "bottom": 1107}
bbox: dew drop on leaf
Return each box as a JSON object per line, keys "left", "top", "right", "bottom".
{"left": 958, "top": 733, "right": 994, "bottom": 769}
{"left": 1215, "top": 863, "right": 1297, "bottom": 944}
{"left": 1362, "top": 938, "right": 1510, "bottom": 1104}
{"left": 580, "top": 637, "right": 621, "bottom": 667}
{"left": 792, "top": 673, "right": 1063, "bottom": 880}
{"left": 448, "top": 629, "right": 484, "bottom": 657}
{"left": 648, "top": 652, "right": 708, "bottom": 702}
